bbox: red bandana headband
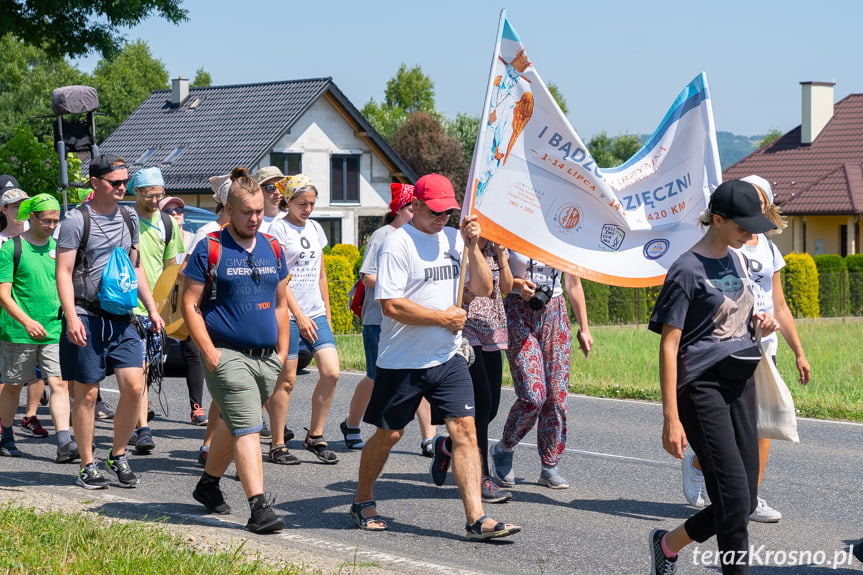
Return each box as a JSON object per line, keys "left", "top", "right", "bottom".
{"left": 389, "top": 183, "right": 415, "bottom": 215}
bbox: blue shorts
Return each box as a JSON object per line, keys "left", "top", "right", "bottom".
{"left": 60, "top": 314, "right": 143, "bottom": 384}
{"left": 288, "top": 316, "right": 336, "bottom": 360}
{"left": 363, "top": 355, "right": 475, "bottom": 430}
{"left": 362, "top": 324, "right": 381, "bottom": 379}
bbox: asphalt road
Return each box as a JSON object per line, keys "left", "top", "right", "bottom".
{"left": 2, "top": 367, "right": 862, "bottom": 574}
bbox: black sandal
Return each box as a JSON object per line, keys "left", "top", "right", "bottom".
{"left": 465, "top": 514, "right": 521, "bottom": 541}
{"left": 269, "top": 444, "right": 300, "bottom": 465}
{"left": 340, "top": 420, "right": 365, "bottom": 450}
{"left": 350, "top": 500, "right": 387, "bottom": 531}
{"left": 303, "top": 429, "right": 339, "bottom": 464}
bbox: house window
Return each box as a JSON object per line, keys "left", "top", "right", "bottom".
{"left": 162, "top": 147, "right": 185, "bottom": 165}
{"left": 133, "top": 148, "right": 157, "bottom": 165}
{"left": 313, "top": 217, "right": 342, "bottom": 246}
{"left": 271, "top": 152, "right": 302, "bottom": 176}
{"left": 331, "top": 154, "right": 360, "bottom": 203}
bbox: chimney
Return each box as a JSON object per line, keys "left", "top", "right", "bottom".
{"left": 800, "top": 81, "right": 834, "bottom": 144}
{"left": 172, "top": 77, "right": 189, "bottom": 107}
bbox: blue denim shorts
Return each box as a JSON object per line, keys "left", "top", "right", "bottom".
{"left": 362, "top": 324, "right": 381, "bottom": 379}
{"left": 288, "top": 315, "right": 336, "bottom": 360}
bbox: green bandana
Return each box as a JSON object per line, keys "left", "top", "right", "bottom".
{"left": 17, "top": 194, "right": 61, "bottom": 222}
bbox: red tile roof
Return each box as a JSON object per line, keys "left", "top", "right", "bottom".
{"left": 723, "top": 94, "right": 863, "bottom": 215}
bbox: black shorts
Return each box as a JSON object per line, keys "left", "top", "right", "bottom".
{"left": 363, "top": 355, "right": 475, "bottom": 430}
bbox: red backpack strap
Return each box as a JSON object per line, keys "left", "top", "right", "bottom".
{"left": 261, "top": 233, "right": 282, "bottom": 274}
{"left": 205, "top": 230, "right": 222, "bottom": 300}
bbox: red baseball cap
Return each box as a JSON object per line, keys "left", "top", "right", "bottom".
{"left": 414, "top": 174, "right": 460, "bottom": 212}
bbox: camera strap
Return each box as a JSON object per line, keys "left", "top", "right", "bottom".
{"left": 528, "top": 259, "right": 558, "bottom": 290}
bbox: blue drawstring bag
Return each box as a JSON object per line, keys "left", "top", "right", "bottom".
{"left": 99, "top": 246, "right": 138, "bottom": 315}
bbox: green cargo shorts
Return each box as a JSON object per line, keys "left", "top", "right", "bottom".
{"left": 201, "top": 347, "right": 281, "bottom": 436}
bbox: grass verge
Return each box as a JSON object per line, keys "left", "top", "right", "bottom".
{"left": 336, "top": 318, "right": 863, "bottom": 422}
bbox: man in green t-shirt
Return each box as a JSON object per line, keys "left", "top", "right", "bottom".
{"left": 127, "top": 168, "right": 184, "bottom": 453}
{"left": 0, "top": 194, "right": 77, "bottom": 462}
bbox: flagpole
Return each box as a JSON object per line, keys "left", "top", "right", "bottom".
{"left": 456, "top": 9, "right": 507, "bottom": 308}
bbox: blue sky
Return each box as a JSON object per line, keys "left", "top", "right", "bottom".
{"left": 74, "top": 0, "right": 862, "bottom": 140}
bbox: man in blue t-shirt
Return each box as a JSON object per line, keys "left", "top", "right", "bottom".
{"left": 182, "top": 168, "right": 289, "bottom": 534}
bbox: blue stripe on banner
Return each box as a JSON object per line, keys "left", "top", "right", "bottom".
{"left": 502, "top": 18, "right": 520, "bottom": 42}
{"left": 602, "top": 73, "right": 710, "bottom": 173}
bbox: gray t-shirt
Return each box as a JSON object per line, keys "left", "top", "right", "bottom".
{"left": 359, "top": 224, "right": 398, "bottom": 326}
{"left": 57, "top": 204, "right": 139, "bottom": 316}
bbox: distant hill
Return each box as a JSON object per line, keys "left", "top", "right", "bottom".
{"left": 716, "top": 131, "right": 763, "bottom": 171}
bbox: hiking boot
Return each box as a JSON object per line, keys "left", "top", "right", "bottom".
{"left": 682, "top": 452, "right": 708, "bottom": 508}
{"left": 246, "top": 494, "right": 284, "bottom": 533}
{"left": 95, "top": 401, "right": 114, "bottom": 420}
{"left": 106, "top": 449, "right": 138, "bottom": 487}
{"left": 481, "top": 475, "right": 512, "bottom": 503}
{"left": 134, "top": 429, "right": 155, "bottom": 453}
{"left": 303, "top": 431, "right": 338, "bottom": 464}
{"left": 750, "top": 496, "right": 781, "bottom": 523}
{"left": 77, "top": 462, "right": 109, "bottom": 490}
{"left": 420, "top": 437, "right": 434, "bottom": 458}
{"left": 429, "top": 435, "right": 451, "bottom": 486}
{"left": 21, "top": 415, "right": 49, "bottom": 438}
{"left": 0, "top": 435, "right": 22, "bottom": 457}
{"left": 538, "top": 465, "right": 569, "bottom": 489}
{"left": 193, "top": 478, "right": 231, "bottom": 514}
{"left": 339, "top": 420, "right": 364, "bottom": 450}
{"left": 197, "top": 445, "right": 209, "bottom": 466}
{"left": 649, "top": 529, "right": 679, "bottom": 574}
{"left": 56, "top": 440, "right": 80, "bottom": 464}
{"left": 491, "top": 442, "right": 515, "bottom": 487}
{"left": 190, "top": 404, "right": 208, "bottom": 426}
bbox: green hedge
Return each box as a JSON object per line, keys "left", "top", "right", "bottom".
{"left": 846, "top": 254, "right": 863, "bottom": 315}
{"left": 324, "top": 254, "right": 355, "bottom": 334}
{"left": 813, "top": 254, "right": 846, "bottom": 317}
{"left": 579, "top": 278, "right": 609, "bottom": 325}
{"left": 782, "top": 253, "right": 820, "bottom": 318}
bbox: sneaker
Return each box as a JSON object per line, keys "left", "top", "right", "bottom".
{"left": 134, "top": 430, "right": 155, "bottom": 453}
{"left": 260, "top": 415, "right": 271, "bottom": 439}
{"left": 190, "top": 404, "right": 208, "bottom": 426}
{"left": 750, "top": 496, "right": 781, "bottom": 523}
{"left": 95, "top": 401, "right": 114, "bottom": 420}
{"left": 538, "top": 466, "right": 569, "bottom": 489}
{"left": 127, "top": 430, "right": 138, "bottom": 446}
{"left": 246, "top": 494, "right": 284, "bottom": 533}
{"left": 420, "top": 437, "right": 434, "bottom": 458}
{"left": 649, "top": 529, "right": 678, "bottom": 575}
{"left": 193, "top": 479, "right": 231, "bottom": 515}
{"left": 77, "top": 462, "right": 109, "bottom": 490}
{"left": 106, "top": 449, "right": 138, "bottom": 487}
{"left": 197, "top": 445, "right": 209, "bottom": 466}
{"left": 56, "top": 440, "right": 80, "bottom": 464}
{"left": 429, "top": 435, "right": 451, "bottom": 486}
{"left": 20, "top": 415, "right": 49, "bottom": 438}
{"left": 339, "top": 420, "right": 364, "bottom": 450}
{"left": 0, "top": 436, "right": 22, "bottom": 457}
{"left": 481, "top": 475, "right": 512, "bottom": 503}
{"left": 491, "top": 442, "right": 515, "bottom": 487}
{"left": 682, "top": 452, "right": 708, "bottom": 508}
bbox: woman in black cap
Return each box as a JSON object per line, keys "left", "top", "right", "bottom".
{"left": 646, "top": 179, "right": 780, "bottom": 575}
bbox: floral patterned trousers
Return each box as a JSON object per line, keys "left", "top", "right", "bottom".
{"left": 499, "top": 294, "right": 571, "bottom": 468}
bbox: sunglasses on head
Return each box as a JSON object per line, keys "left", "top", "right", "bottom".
{"left": 99, "top": 177, "right": 130, "bottom": 188}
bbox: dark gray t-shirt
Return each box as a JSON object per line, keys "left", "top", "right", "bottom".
{"left": 648, "top": 249, "right": 758, "bottom": 388}
{"left": 57, "top": 204, "right": 139, "bottom": 316}
{"left": 359, "top": 224, "right": 397, "bottom": 326}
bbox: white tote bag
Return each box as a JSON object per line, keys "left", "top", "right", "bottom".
{"left": 753, "top": 325, "right": 800, "bottom": 443}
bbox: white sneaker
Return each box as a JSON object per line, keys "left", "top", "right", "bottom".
{"left": 682, "top": 452, "right": 708, "bottom": 508}
{"left": 750, "top": 496, "right": 781, "bottom": 523}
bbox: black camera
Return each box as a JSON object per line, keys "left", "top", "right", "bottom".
{"left": 529, "top": 284, "right": 553, "bottom": 310}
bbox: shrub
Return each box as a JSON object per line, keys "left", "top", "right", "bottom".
{"left": 578, "top": 278, "right": 609, "bottom": 325}
{"left": 845, "top": 254, "right": 863, "bottom": 315}
{"left": 813, "top": 254, "right": 846, "bottom": 317}
{"left": 782, "top": 253, "right": 820, "bottom": 318}
{"left": 331, "top": 243, "right": 360, "bottom": 267}
{"left": 324, "top": 254, "right": 355, "bottom": 334}
{"left": 642, "top": 285, "right": 663, "bottom": 324}
{"left": 608, "top": 286, "right": 650, "bottom": 324}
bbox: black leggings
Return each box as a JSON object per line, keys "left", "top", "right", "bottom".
{"left": 180, "top": 337, "right": 205, "bottom": 409}
{"left": 469, "top": 347, "right": 503, "bottom": 476}
{"left": 678, "top": 364, "right": 759, "bottom": 575}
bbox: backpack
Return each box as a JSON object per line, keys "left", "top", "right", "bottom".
{"left": 349, "top": 279, "right": 365, "bottom": 319}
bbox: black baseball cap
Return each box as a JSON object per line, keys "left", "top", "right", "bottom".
{"left": 709, "top": 180, "right": 776, "bottom": 234}
{"left": 0, "top": 174, "right": 19, "bottom": 191}
{"left": 89, "top": 154, "right": 126, "bottom": 178}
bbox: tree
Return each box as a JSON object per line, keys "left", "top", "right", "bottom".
{"left": 547, "top": 83, "right": 568, "bottom": 115}
{"left": 587, "top": 131, "right": 642, "bottom": 168}
{"left": 191, "top": 67, "right": 212, "bottom": 88}
{"left": 92, "top": 40, "right": 169, "bottom": 140}
{"left": 0, "top": 124, "right": 83, "bottom": 200}
{"left": 0, "top": 35, "right": 89, "bottom": 144}
{"left": 443, "top": 113, "right": 480, "bottom": 169}
{"left": 0, "top": 0, "right": 188, "bottom": 59}
{"left": 385, "top": 64, "right": 435, "bottom": 114}
{"left": 758, "top": 129, "right": 783, "bottom": 149}
{"left": 361, "top": 99, "right": 408, "bottom": 142}
{"left": 392, "top": 112, "right": 468, "bottom": 203}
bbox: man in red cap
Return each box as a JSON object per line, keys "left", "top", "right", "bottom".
{"left": 350, "top": 174, "right": 521, "bottom": 541}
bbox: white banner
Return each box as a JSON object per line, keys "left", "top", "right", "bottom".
{"left": 465, "top": 12, "right": 722, "bottom": 287}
